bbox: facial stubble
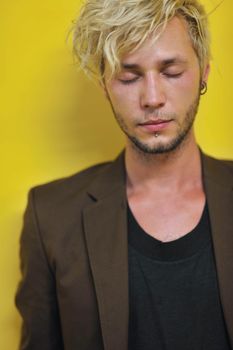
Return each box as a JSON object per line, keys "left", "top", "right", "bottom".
{"left": 108, "top": 92, "right": 201, "bottom": 155}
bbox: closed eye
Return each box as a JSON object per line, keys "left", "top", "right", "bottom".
{"left": 119, "top": 77, "right": 140, "bottom": 85}
{"left": 163, "top": 71, "right": 183, "bottom": 78}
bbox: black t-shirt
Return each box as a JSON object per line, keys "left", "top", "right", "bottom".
{"left": 128, "top": 202, "right": 231, "bottom": 350}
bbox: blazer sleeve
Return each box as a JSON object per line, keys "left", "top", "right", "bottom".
{"left": 15, "top": 189, "right": 64, "bottom": 350}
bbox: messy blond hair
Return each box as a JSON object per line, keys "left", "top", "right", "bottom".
{"left": 71, "top": 0, "right": 210, "bottom": 80}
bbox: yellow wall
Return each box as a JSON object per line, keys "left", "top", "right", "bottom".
{"left": 1, "top": 0, "right": 232, "bottom": 348}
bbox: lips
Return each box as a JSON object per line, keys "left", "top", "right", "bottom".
{"left": 139, "top": 119, "right": 172, "bottom": 132}
{"left": 141, "top": 119, "right": 170, "bottom": 125}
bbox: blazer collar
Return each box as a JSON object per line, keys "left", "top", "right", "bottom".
{"left": 86, "top": 151, "right": 126, "bottom": 201}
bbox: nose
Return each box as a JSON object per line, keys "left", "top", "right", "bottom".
{"left": 140, "top": 73, "right": 166, "bottom": 111}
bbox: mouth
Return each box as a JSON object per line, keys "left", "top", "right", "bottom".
{"left": 139, "top": 119, "right": 173, "bottom": 132}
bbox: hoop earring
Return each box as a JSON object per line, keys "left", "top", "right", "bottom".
{"left": 200, "top": 81, "right": 207, "bottom": 95}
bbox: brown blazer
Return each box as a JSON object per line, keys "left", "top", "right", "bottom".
{"left": 16, "top": 151, "right": 233, "bottom": 350}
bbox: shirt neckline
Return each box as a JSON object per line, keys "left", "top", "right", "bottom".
{"left": 127, "top": 201, "right": 211, "bottom": 262}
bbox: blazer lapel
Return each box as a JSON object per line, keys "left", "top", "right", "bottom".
{"left": 202, "top": 154, "right": 233, "bottom": 346}
{"left": 83, "top": 153, "right": 129, "bottom": 350}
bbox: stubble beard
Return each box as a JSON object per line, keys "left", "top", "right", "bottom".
{"left": 111, "top": 93, "right": 201, "bottom": 155}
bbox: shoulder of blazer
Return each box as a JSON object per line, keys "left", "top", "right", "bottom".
{"left": 26, "top": 161, "right": 108, "bottom": 216}
{"left": 201, "top": 152, "right": 233, "bottom": 189}
{"left": 26, "top": 151, "right": 126, "bottom": 222}
{"left": 30, "top": 161, "right": 112, "bottom": 199}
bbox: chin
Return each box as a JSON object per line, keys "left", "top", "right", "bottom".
{"left": 129, "top": 132, "right": 190, "bottom": 155}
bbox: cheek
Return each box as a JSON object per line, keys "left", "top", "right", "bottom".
{"left": 108, "top": 86, "right": 138, "bottom": 113}
{"left": 181, "top": 71, "right": 200, "bottom": 92}
{"left": 170, "top": 72, "right": 200, "bottom": 103}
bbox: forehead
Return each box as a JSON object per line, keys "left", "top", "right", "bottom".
{"left": 120, "top": 16, "right": 197, "bottom": 67}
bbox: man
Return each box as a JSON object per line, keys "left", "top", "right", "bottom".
{"left": 16, "top": 0, "right": 233, "bottom": 349}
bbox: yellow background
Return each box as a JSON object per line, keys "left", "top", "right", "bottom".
{"left": 1, "top": 0, "right": 232, "bottom": 348}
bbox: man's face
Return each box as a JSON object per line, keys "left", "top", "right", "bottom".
{"left": 103, "top": 16, "right": 209, "bottom": 154}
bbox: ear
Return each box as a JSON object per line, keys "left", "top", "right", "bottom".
{"left": 202, "top": 62, "right": 210, "bottom": 83}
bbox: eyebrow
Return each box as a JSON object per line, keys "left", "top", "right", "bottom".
{"left": 160, "top": 58, "right": 188, "bottom": 66}
{"left": 121, "top": 63, "right": 141, "bottom": 70}
{"left": 121, "top": 57, "right": 188, "bottom": 70}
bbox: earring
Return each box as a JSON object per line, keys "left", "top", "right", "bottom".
{"left": 200, "top": 81, "right": 207, "bottom": 95}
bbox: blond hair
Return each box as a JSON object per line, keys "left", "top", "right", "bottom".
{"left": 71, "top": 0, "right": 210, "bottom": 80}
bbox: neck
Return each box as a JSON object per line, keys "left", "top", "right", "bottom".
{"left": 125, "top": 133, "right": 203, "bottom": 193}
